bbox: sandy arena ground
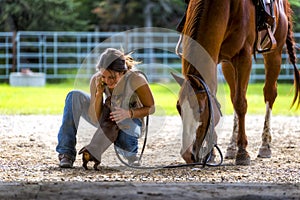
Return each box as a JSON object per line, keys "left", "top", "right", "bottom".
{"left": 0, "top": 114, "right": 299, "bottom": 199}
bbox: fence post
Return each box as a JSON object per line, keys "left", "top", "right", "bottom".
{"left": 12, "top": 31, "right": 17, "bottom": 72}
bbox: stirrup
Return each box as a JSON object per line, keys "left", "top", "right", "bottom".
{"left": 256, "top": 26, "right": 277, "bottom": 53}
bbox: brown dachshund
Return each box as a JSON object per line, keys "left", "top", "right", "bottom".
{"left": 78, "top": 147, "right": 100, "bottom": 170}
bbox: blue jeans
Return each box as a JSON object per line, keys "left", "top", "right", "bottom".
{"left": 56, "top": 90, "right": 96, "bottom": 161}
{"left": 56, "top": 90, "right": 140, "bottom": 161}
{"left": 114, "top": 118, "right": 142, "bottom": 158}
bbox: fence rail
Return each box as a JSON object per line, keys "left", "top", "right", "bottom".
{"left": 0, "top": 31, "right": 299, "bottom": 83}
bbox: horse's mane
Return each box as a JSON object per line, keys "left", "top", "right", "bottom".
{"left": 183, "top": 0, "right": 205, "bottom": 41}
{"left": 182, "top": 0, "right": 206, "bottom": 77}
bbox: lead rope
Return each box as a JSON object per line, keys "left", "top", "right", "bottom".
{"left": 138, "top": 115, "right": 149, "bottom": 163}
{"left": 114, "top": 115, "right": 152, "bottom": 169}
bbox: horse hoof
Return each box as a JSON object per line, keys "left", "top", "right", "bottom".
{"left": 257, "top": 145, "right": 272, "bottom": 158}
{"left": 235, "top": 150, "right": 251, "bottom": 165}
{"left": 225, "top": 147, "right": 237, "bottom": 159}
{"left": 82, "top": 162, "right": 89, "bottom": 170}
{"left": 93, "top": 162, "right": 100, "bottom": 171}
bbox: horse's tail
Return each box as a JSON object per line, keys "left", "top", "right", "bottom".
{"left": 285, "top": 2, "right": 300, "bottom": 109}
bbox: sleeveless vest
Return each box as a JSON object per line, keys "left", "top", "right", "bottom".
{"left": 104, "top": 70, "right": 146, "bottom": 137}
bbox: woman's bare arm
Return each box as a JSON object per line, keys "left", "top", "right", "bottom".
{"left": 88, "top": 72, "right": 104, "bottom": 123}
{"left": 130, "top": 74, "right": 155, "bottom": 118}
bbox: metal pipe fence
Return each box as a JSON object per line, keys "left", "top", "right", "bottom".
{"left": 0, "top": 31, "right": 299, "bottom": 83}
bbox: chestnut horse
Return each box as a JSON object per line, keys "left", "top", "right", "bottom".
{"left": 175, "top": 0, "right": 300, "bottom": 165}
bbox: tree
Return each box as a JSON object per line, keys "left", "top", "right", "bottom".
{"left": 1, "top": 0, "right": 298, "bottom": 33}
{"left": 73, "top": 0, "right": 100, "bottom": 31}
{"left": 0, "top": 0, "right": 89, "bottom": 31}
{"left": 147, "top": 0, "right": 186, "bottom": 29}
{"left": 92, "top": 0, "right": 186, "bottom": 31}
{"left": 290, "top": 0, "right": 300, "bottom": 32}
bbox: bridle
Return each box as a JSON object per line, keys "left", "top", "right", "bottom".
{"left": 188, "top": 75, "right": 223, "bottom": 165}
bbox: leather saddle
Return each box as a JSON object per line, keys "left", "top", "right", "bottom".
{"left": 176, "top": 0, "right": 277, "bottom": 54}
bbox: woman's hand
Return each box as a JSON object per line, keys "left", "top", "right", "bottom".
{"left": 110, "top": 107, "right": 131, "bottom": 123}
{"left": 95, "top": 73, "right": 105, "bottom": 96}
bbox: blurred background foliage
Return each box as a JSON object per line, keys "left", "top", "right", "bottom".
{"left": 0, "top": 0, "right": 185, "bottom": 32}
{"left": 0, "top": 0, "right": 299, "bottom": 32}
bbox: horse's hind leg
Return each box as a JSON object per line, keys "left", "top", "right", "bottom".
{"left": 258, "top": 101, "right": 272, "bottom": 158}
{"left": 258, "top": 50, "right": 282, "bottom": 158}
{"left": 225, "top": 112, "right": 238, "bottom": 159}
{"left": 222, "top": 61, "right": 238, "bottom": 159}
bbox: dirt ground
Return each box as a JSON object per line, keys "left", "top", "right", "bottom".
{"left": 0, "top": 114, "right": 299, "bottom": 199}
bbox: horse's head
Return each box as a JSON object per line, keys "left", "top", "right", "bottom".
{"left": 172, "top": 72, "right": 212, "bottom": 164}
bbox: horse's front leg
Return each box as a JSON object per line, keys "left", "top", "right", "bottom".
{"left": 257, "top": 102, "right": 272, "bottom": 158}
{"left": 222, "top": 56, "right": 251, "bottom": 165}
{"left": 228, "top": 84, "right": 251, "bottom": 165}
{"left": 224, "top": 107, "right": 251, "bottom": 165}
{"left": 235, "top": 111, "right": 251, "bottom": 165}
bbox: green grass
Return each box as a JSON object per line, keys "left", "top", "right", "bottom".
{"left": 0, "top": 82, "right": 299, "bottom": 116}
{"left": 0, "top": 83, "right": 75, "bottom": 115}
{"left": 219, "top": 83, "right": 299, "bottom": 116}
